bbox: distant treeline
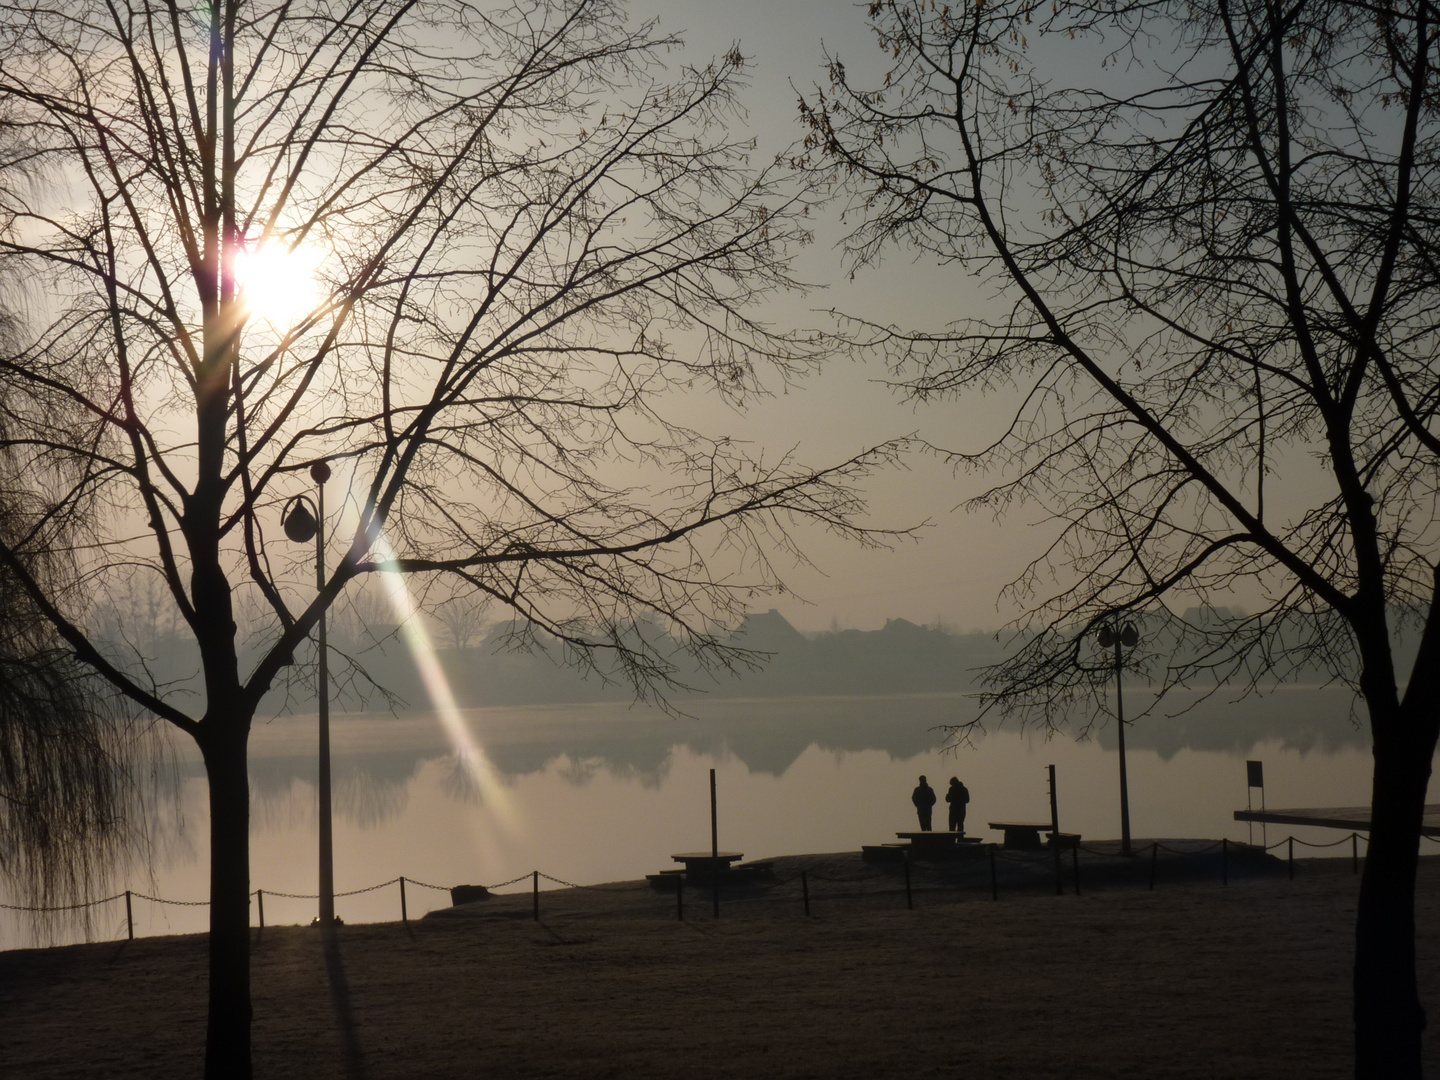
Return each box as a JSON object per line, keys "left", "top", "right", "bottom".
{"left": 436, "top": 610, "right": 1011, "bottom": 708}
{"left": 96, "top": 605, "right": 1409, "bottom": 717}
{"left": 96, "top": 609, "right": 1008, "bottom": 714}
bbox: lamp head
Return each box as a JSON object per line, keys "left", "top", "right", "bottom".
{"left": 1098, "top": 622, "right": 1140, "bottom": 649}
{"left": 282, "top": 496, "right": 319, "bottom": 543}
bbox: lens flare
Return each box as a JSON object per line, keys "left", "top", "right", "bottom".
{"left": 371, "top": 533, "right": 514, "bottom": 835}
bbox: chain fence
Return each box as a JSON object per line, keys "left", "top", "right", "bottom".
{"left": 3, "top": 828, "right": 1420, "bottom": 945}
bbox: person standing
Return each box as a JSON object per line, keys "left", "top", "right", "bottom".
{"left": 911, "top": 775, "right": 937, "bottom": 831}
{"left": 946, "top": 776, "right": 970, "bottom": 835}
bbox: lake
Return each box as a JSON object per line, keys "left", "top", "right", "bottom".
{"left": 0, "top": 687, "right": 1411, "bottom": 948}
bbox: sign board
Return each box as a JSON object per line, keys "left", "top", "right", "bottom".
{"left": 1246, "top": 760, "right": 1264, "bottom": 789}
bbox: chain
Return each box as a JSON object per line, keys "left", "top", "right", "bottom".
{"left": 336, "top": 878, "right": 400, "bottom": 898}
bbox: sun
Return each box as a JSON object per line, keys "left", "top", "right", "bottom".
{"left": 235, "top": 241, "right": 323, "bottom": 328}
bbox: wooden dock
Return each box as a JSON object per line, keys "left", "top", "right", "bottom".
{"left": 1234, "top": 804, "right": 1440, "bottom": 837}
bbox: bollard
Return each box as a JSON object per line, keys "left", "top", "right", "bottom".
{"left": 1071, "top": 843, "right": 1080, "bottom": 896}
{"left": 676, "top": 875, "right": 683, "bottom": 922}
{"left": 1222, "top": 838, "right": 1228, "bottom": 887}
{"left": 533, "top": 870, "right": 539, "bottom": 921}
{"left": 801, "top": 870, "right": 810, "bottom": 917}
{"left": 903, "top": 853, "right": 913, "bottom": 910}
{"left": 1149, "top": 842, "right": 1158, "bottom": 891}
{"left": 989, "top": 844, "right": 998, "bottom": 901}
{"left": 399, "top": 877, "right": 408, "bottom": 925}
{"left": 257, "top": 889, "right": 265, "bottom": 932}
{"left": 1352, "top": 832, "right": 1359, "bottom": 875}
{"left": 125, "top": 890, "right": 133, "bottom": 941}
{"left": 1053, "top": 843, "right": 1064, "bottom": 896}
{"left": 1288, "top": 836, "right": 1295, "bottom": 881}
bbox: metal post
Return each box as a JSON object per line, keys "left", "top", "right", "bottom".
{"left": 989, "top": 844, "right": 998, "bottom": 901}
{"left": 801, "top": 870, "right": 810, "bottom": 917}
{"left": 1053, "top": 842, "right": 1064, "bottom": 896}
{"left": 314, "top": 463, "right": 335, "bottom": 930}
{"left": 1222, "top": 838, "right": 1228, "bottom": 886}
{"left": 1047, "top": 764, "right": 1059, "bottom": 836}
{"left": 125, "top": 890, "right": 133, "bottom": 941}
{"left": 710, "top": 768, "right": 719, "bottom": 920}
{"left": 1288, "top": 836, "right": 1294, "bottom": 880}
{"left": 1149, "top": 842, "right": 1158, "bottom": 891}
{"left": 903, "top": 852, "right": 913, "bottom": 910}
{"left": 1071, "top": 843, "right": 1080, "bottom": 896}
{"left": 1352, "top": 832, "right": 1359, "bottom": 875}
{"left": 257, "top": 889, "right": 265, "bottom": 931}
{"left": 399, "top": 877, "right": 408, "bottom": 924}
{"left": 532, "top": 870, "right": 539, "bottom": 921}
{"left": 1115, "top": 638, "right": 1132, "bottom": 856}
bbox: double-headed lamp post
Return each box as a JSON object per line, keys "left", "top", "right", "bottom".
{"left": 1098, "top": 621, "right": 1140, "bottom": 856}
{"left": 282, "top": 461, "right": 334, "bottom": 927}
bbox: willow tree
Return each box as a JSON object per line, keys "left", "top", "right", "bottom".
{"left": 0, "top": 2, "right": 897, "bottom": 1075}
{"left": 802, "top": 1, "right": 1440, "bottom": 1075}
{"left": 0, "top": 114, "right": 152, "bottom": 937}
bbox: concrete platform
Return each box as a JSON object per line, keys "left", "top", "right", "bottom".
{"left": 1234, "top": 804, "right": 1440, "bottom": 837}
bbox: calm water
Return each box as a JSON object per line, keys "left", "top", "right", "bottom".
{"left": 0, "top": 688, "right": 1412, "bottom": 948}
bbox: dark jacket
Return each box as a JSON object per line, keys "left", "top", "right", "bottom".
{"left": 912, "top": 782, "right": 936, "bottom": 809}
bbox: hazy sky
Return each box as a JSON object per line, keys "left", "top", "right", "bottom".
{"left": 618, "top": 1, "right": 1046, "bottom": 633}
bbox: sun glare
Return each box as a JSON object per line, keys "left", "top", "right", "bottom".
{"left": 371, "top": 529, "right": 516, "bottom": 844}
{"left": 236, "top": 242, "right": 322, "bottom": 327}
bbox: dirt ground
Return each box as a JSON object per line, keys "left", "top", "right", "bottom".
{"left": 5, "top": 848, "right": 1440, "bottom": 1079}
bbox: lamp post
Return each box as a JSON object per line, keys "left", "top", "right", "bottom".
{"left": 1098, "top": 621, "right": 1139, "bottom": 855}
{"left": 282, "top": 461, "right": 334, "bottom": 926}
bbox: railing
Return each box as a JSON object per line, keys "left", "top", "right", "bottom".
{"left": 3, "top": 829, "right": 1421, "bottom": 946}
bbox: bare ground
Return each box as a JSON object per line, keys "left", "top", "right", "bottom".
{"left": 5, "top": 848, "right": 1440, "bottom": 1079}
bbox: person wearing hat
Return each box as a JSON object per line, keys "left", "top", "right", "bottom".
{"left": 946, "top": 776, "right": 970, "bottom": 835}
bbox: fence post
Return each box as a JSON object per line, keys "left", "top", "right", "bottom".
{"left": 1352, "top": 832, "right": 1359, "bottom": 875}
{"left": 257, "top": 889, "right": 265, "bottom": 931}
{"left": 801, "top": 870, "right": 810, "bottom": 917}
{"left": 532, "top": 870, "right": 539, "bottom": 921}
{"left": 1222, "top": 838, "right": 1228, "bottom": 887}
{"left": 399, "top": 877, "right": 408, "bottom": 924}
{"left": 125, "top": 890, "right": 133, "bottom": 941}
{"left": 1288, "top": 836, "right": 1295, "bottom": 881}
{"left": 1071, "top": 843, "right": 1081, "bottom": 896}
{"left": 988, "top": 845, "right": 998, "bottom": 900}
{"left": 1149, "top": 842, "right": 1158, "bottom": 891}
{"left": 676, "top": 875, "right": 683, "bottom": 922}
{"left": 903, "top": 853, "right": 913, "bottom": 910}
{"left": 1053, "top": 843, "right": 1064, "bottom": 896}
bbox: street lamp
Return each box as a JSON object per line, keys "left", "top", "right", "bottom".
{"left": 1098, "top": 621, "right": 1139, "bottom": 856}
{"left": 282, "top": 461, "right": 335, "bottom": 927}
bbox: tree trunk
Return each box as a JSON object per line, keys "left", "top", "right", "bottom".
{"left": 201, "top": 722, "right": 252, "bottom": 1080}
{"left": 1355, "top": 694, "right": 1437, "bottom": 1080}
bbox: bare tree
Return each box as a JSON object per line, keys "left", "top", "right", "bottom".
{"left": 435, "top": 590, "right": 490, "bottom": 651}
{"left": 0, "top": 1, "right": 902, "bottom": 1075}
{"left": 802, "top": 0, "right": 1440, "bottom": 1075}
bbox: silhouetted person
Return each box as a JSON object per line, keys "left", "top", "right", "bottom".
{"left": 946, "top": 776, "right": 970, "bottom": 834}
{"left": 912, "top": 775, "right": 937, "bottom": 831}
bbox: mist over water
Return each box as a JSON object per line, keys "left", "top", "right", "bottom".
{"left": 0, "top": 687, "right": 1410, "bottom": 949}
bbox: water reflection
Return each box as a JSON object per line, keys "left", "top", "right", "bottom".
{"left": 1095, "top": 685, "right": 1365, "bottom": 757}
{"left": 1, "top": 687, "right": 1401, "bottom": 949}
{"left": 241, "top": 687, "right": 1362, "bottom": 828}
